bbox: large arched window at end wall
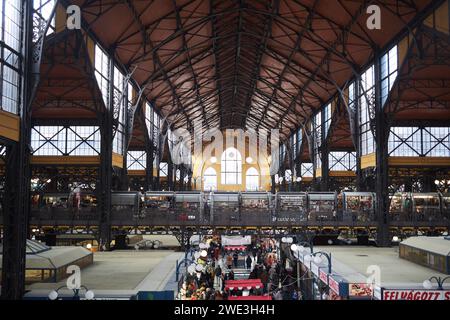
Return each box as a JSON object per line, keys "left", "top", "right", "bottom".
{"left": 221, "top": 148, "right": 242, "bottom": 185}
{"left": 203, "top": 167, "right": 217, "bottom": 191}
{"left": 246, "top": 167, "right": 259, "bottom": 191}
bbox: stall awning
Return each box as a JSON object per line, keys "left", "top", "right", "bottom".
{"left": 224, "top": 245, "right": 247, "bottom": 251}
{"left": 225, "top": 279, "right": 262, "bottom": 291}
{"left": 228, "top": 295, "right": 272, "bottom": 300}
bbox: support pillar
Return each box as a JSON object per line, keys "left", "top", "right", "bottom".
{"left": 320, "top": 144, "right": 330, "bottom": 192}
{"left": 98, "top": 62, "right": 114, "bottom": 251}
{"left": 1, "top": 142, "right": 30, "bottom": 299}
{"left": 145, "top": 146, "right": 154, "bottom": 191}
{"left": 374, "top": 54, "right": 391, "bottom": 247}
{"left": 168, "top": 155, "right": 174, "bottom": 191}
{"left": 1, "top": 1, "right": 32, "bottom": 299}
{"left": 120, "top": 156, "right": 129, "bottom": 191}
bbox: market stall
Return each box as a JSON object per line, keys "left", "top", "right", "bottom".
{"left": 228, "top": 295, "right": 272, "bottom": 300}
{"left": 224, "top": 245, "right": 247, "bottom": 252}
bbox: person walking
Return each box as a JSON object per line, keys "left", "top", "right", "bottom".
{"left": 245, "top": 254, "right": 252, "bottom": 270}
{"left": 214, "top": 264, "right": 222, "bottom": 289}
{"left": 226, "top": 254, "right": 233, "bottom": 270}
{"left": 233, "top": 251, "right": 239, "bottom": 268}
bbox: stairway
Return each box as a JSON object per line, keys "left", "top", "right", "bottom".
{"left": 232, "top": 268, "right": 251, "bottom": 280}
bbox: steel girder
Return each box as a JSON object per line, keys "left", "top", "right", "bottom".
{"left": 58, "top": 0, "right": 442, "bottom": 142}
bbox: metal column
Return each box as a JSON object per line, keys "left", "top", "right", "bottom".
{"left": 98, "top": 60, "right": 114, "bottom": 251}
{"left": 374, "top": 53, "right": 391, "bottom": 247}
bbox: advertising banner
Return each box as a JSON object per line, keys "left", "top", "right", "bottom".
{"left": 319, "top": 270, "right": 328, "bottom": 284}
{"left": 382, "top": 290, "right": 450, "bottom": 300}
{"left": 349, "top": 283, "right": 373, "bottom": 298}
{"left": 221, "top": 235, "right": 252, "bottom": 246}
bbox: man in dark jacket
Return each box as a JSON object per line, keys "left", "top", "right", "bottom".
{"left": 233, "top": 252, "right": 239, "bottom": 268}
{"left": 245, "top": 255, "right": 252, "bottom": 270}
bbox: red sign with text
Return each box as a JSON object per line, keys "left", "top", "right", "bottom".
{"left": 383, "top": 290, "right": 450, "bottom": 300}
{"left": 319, "top": 270, "right": 328, "bottom": 284}
{"left": 328, "top": 277, "right": 340, "bottom": 295}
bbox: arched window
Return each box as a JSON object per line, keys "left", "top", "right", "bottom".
{"left": 246, "top": 167, "right": 259, "bottom": 191}
{"left": 203, "top": 167, "right": 217, "bottom": 191}
{"left": 221, "top": 148, "right": 242, "bottom": 185}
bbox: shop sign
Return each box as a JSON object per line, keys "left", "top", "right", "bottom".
{"left": 383, "top": 289, "right": 450, "bottom": 300}
{"left": 319, "top": 270, "right": 328, "bottom": 284}
{"left": 311, "top": 263, "right": 319, "bottom": 276}
{"left": 328, "top": 276, "right": 340, "bottom": 295}
{"left": 349, "top": 283, "right": 373, "bottom": 297}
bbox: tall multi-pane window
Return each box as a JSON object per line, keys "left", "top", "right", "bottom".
{"left": 112, "top": 66, "right": 126, "bottom": 155}
{"left": 290, "top": 129, "right": 302, "bottom": 160}
{"left": 0, "top": 0, "right": 23, "bottom": 114}
{"left": 348, "top": 82, "right": 356, "bottom": 111}
{"left": 323, "top": 103, "right": 331, "bottom": 137}
{"left": 127, "top": 151, "right": 146, "bottom": 170}
{"left": 312, "top": 112, "right": 322, "bottom": 169}
{"left": 296, "top": 128, "right": 302, "bottom": 157}
{"left": 203, "top": 167, "right": 217, "bottom": 191}
{"left": 381, "top": 45, "right": 398, "bottom": 105}
{"left": 145, "top": 101, "right": 153, "bottom": 139}
{"left": 290, "top": 133, "right": 296, "bottom": 158}
{"left": 221, "top": 148, "right": 242, "bottom": 185}
{"left": 94, "top": 44, "right": 109, "bottom": 105}
{"left": 153, "top": 110, "right": 160, "bottom": 145}
{"left": 359, "top": 65, "right": 375, "bottom": 156}
{"left": 245, "top": 167, "right": 259, "bottom": 191}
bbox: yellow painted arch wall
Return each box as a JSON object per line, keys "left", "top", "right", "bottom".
{"left": 192, "top": 148, "right": 271, "bottom": 192}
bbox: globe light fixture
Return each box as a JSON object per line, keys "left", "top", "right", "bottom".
{"left": 210, "top": 157, "right": 217, "bottom": 164}
{"left": 246, "top": 157, "right": 253, "bottom": 164}
{"left": 187, "top": 264, "right": 196, "bottom": 274}
{"left": 313, "top": 255, "right": 323, "bottom": 265}
{"left": 48, "top": 290, "right": 58, "bottom": 300}
{"left": 423, "top": 279, "right": 433, "bottom": 290}
{"left": 304, "top": 254, "right": 312, "bottom": 263}
{"left": 195, "top": 264, "right": 204, "bottom": 272}
{"left": 85, "top": 290, "right": 95, "bottom": 300}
